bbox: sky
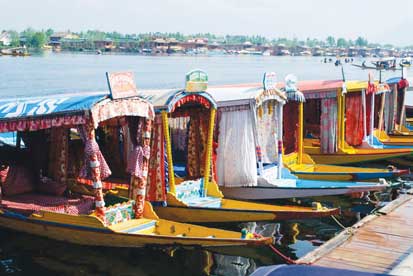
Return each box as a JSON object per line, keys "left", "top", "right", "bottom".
{"left": 1, "top": 0, "right": 412, "bottom": 46}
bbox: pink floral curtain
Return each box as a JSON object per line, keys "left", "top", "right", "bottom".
{"left": 147, "top": 115, "right": 167, "bottom": 204}
{"left": 320, "top": 98, "right": 338, "bottom": 153}
{"left": 78, "top": 125, "right": 111, "bottom": 220}
{"left": 126, "top": 117, "right": 152, "bottom": 219}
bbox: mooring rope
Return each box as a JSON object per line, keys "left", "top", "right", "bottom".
{"left": 331, "top": 215, "right": 346, "bottom": 230}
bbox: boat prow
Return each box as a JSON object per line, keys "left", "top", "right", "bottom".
{"left": 154, "top": 193, "right": 339, "bottom": 223}
{"left": 284, "top": 152, "right": 408, "bottom": 181}
{"left": 304, "top": 138, "right": 413, "bottom": 165}
{"left": 0, "top": 208, "right": 272, "bottom": 248}
{"left": 220, "top": 179, "right": 388, "bottom": 200}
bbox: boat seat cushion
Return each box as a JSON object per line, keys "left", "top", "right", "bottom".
{"left": 175, "top": 179, "right": 221, "bottom": 208}
{"left": 1, "top": 193, "right": 95, "bottom": 216}
{"left": 185, "top": 196, "right": 222, "bottom": 208}
{"left": 2, "top": 166, "right": 35, "bottom": 196}
{"left": 37, "top": 177, "right": 67, "bottom": 196}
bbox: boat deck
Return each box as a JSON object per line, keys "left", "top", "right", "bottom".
{"left": 298, "top": 190, "right": 413, "bottom": 274}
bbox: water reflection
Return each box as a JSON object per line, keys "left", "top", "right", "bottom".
{"left": 0, "top": 195, "right": 379, "bottom": 275}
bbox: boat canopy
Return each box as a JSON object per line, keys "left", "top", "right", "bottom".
{"left": 345, "top": 80, "right": 370, "bottom": 92}
{"left": 138, "top": 89, "right": 217, "bottom": 112}
{"left": 206, "top": 84, "right": 286, "bottom": 107}
{"left": 0, "top": 91, "right": 154, "bottom": 132}
{"left": 386, "top": 77, "right": 412, "bottom": 88}
{"left": 296, "top": 80, "right": 343, "bottom": 99}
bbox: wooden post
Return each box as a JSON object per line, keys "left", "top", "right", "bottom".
{"left": 162, "top": 111, "right": 175, "bottom": 195}
{"left": 399, "top": 87, "right": 407, "bottom": 132}
{"left": 341, "top": 93, "right": 346, "bottom": 149}
{"left": 297, "top": 102, "right": 304, "bottom": 164}
{"left": 362, "top": 89, "right": 367, "bottom": 141}
{"left": 203, "top": 108, "right": 216, "bottom": 196}
{"left": 378, "top": 93, "right": 386, "bottom": 138}
{"left": 369, "top": 92, "right": 375, "bottom": 144}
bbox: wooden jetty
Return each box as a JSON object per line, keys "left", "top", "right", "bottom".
{"left": 298, "top": 190, "right": 413, "bottom": 274}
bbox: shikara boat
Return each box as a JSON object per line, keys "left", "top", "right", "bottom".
{"left": 373, "top": 77, "right": 413, "bottom": 147}
{"left": 282, "top": 80, "right": 408, "bottom": 180}
{"left": 0, "top": 90, "right": 272, "bottom": 248}
{"left": 203, "top": 74, "right": 388, "bottom": 199}
{"left": 136, "top": 70, "right": 339, "bottom": 219}
{"left": 299, "top": 80, "right": 413, "bottom": 165}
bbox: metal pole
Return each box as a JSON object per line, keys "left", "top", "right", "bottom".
{"left": 277, "top": 104, "right": 283, "bottom": 179}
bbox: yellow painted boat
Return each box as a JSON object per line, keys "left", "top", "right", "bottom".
{"left": 203, "top": 79, "right": 388, "bottom": 199}
{"left": 295, "top": 80, "right": 413, "bottom": 165}
{"left": 0, "top": 89, "right": 271, "bottom": 248}
{"left": 373, "top": 77, "right": 413, "bottom": 146}
{"left": 303, "top": 137, "right": 412, "bottom": 164}
{"left": 137, "top": 70, "right": 339, "bottom": 222}
{"left": 283, "top": 152, "right": 408, "bottom": 181}
{"left": 0, "top": 203, "right": 272, "bottom": 248}
{"left": 282, "top": 80, "right": 412, "bottom": 168}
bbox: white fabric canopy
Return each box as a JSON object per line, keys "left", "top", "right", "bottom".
{"left": 217, "top": 109, "right": 257, "bottom": 187}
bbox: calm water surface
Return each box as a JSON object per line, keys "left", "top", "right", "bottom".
{"left": 0, "top": 52, "right": 406, "bottom": 98}
{"left": 0, "top": 52, "right": 396, "bottom": 275}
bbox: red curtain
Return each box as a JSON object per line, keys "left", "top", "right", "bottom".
{"left": 283, "top": 102, "right": 299, "bottom": 154}
{"left": 345, "top": 94, "right": 364, "bottom": 146}
{"left": 146, "top": 116, "right": 167, "bottom": 204}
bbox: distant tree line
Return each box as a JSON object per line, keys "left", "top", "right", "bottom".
{"left": 1, "top": 28, "right": 411, "bottom": 49}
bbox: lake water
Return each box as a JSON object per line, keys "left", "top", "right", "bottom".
{"left": 0, "top": 52, "right": 406, "bottom": 98}
{"left": 0, "top": 52, "right": 399, "bottom": 275}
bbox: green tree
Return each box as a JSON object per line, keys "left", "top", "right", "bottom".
{"left": 336, "top": 38, "right": 347, "bottom": 48}
{"left": 355, "top": 36, "right": 368, "bottom": 47}
{"left": 326, "top": 36, "right": 336, "bottom": 47}
{"left": 45, "top": 28, "right": 54, "bottom": 37}
{"left": 8, "top": 30, "right": 20, "bottom": 47}
{"left": 30, "top": 32, "right": 46, "bottom": 48}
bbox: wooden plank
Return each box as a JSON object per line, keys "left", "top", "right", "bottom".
{"left": 325, "top": 248, "right": 396, "bottom": 267}
{"left": 330, "top": 247, "right": 404, "bottom": 267}
{"left": 346, "top": 238, "right": 413, "bottom": 255}
{"left": 340, "top": 243, "right": 408, "bottom": 260}
{"left": 301, "top": 194, "right": 413, "bottom": 274}
{"left": 315, "top": 256, "right": 389, "bottom": 273}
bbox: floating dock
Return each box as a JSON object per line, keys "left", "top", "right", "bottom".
{"left": 298, "top": 190, "right": 413, "bottom": 275}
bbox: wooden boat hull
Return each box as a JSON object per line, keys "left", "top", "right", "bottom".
{"left": 154, "top": 198, "right": 339, "bottom": 223}
{"left": 220, "top": 183, "right": 387, "bottom": 200}
{"left": 306, "top": 149, "right": 412, "bottom": 165}
{"left": 283, "top": 152, "right": 407, "bottom": 181}
{"left": 0, "top": 211, "right": 272, "bottom": 248}
{"left": 292, "top": 164, "right": 407, "bottom": 181}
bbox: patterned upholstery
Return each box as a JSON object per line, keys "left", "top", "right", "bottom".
{"left": 2, "top": 193, "right": 95, "bottom": 216}
{"left": 175, "top": 179, "right": 221, "bottom": 208}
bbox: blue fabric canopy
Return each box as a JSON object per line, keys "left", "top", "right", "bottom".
{"left": 0, "top": 92, "right": 108, "bottom": 121}
{"left": 386, "top": 77, "right": 400, "bottom": 85}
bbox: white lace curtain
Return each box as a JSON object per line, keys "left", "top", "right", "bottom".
{"left": 217, "top": 109, "right": 257, "bottom": 187}
{"left": 256, "top": 101, "right": 279, "bottom": 164}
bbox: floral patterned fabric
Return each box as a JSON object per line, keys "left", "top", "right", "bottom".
{"left": 345, "top": 94, "right": 364, "bottom": 146}
{"left": 0, "top": 115, "right": 87, "bottom": 133}
{"left": 147, "top": 116, "right": 167, "bottom": 204}
{"left": 256, "top": 101, "right": 279, "bottom": 163}
{"left": 78, "top": 127, "right": 111, "bottom": 219}
{"left": 187, "top": 111, "right": 210, "bottom": 179}
{"left": 126, "top": 118, "right": 152, "bottom": 219}
{"left": 320, "top": 98, "right": 338, "bottom": 153}
{"left": 2, "top": 193, "right": 94, "bottom": 215}
{"left": 90, "top": 98, "right": 154, "bottom": 128}
{"left": 48, "top": 127, "right": 69, "bottom": 184}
